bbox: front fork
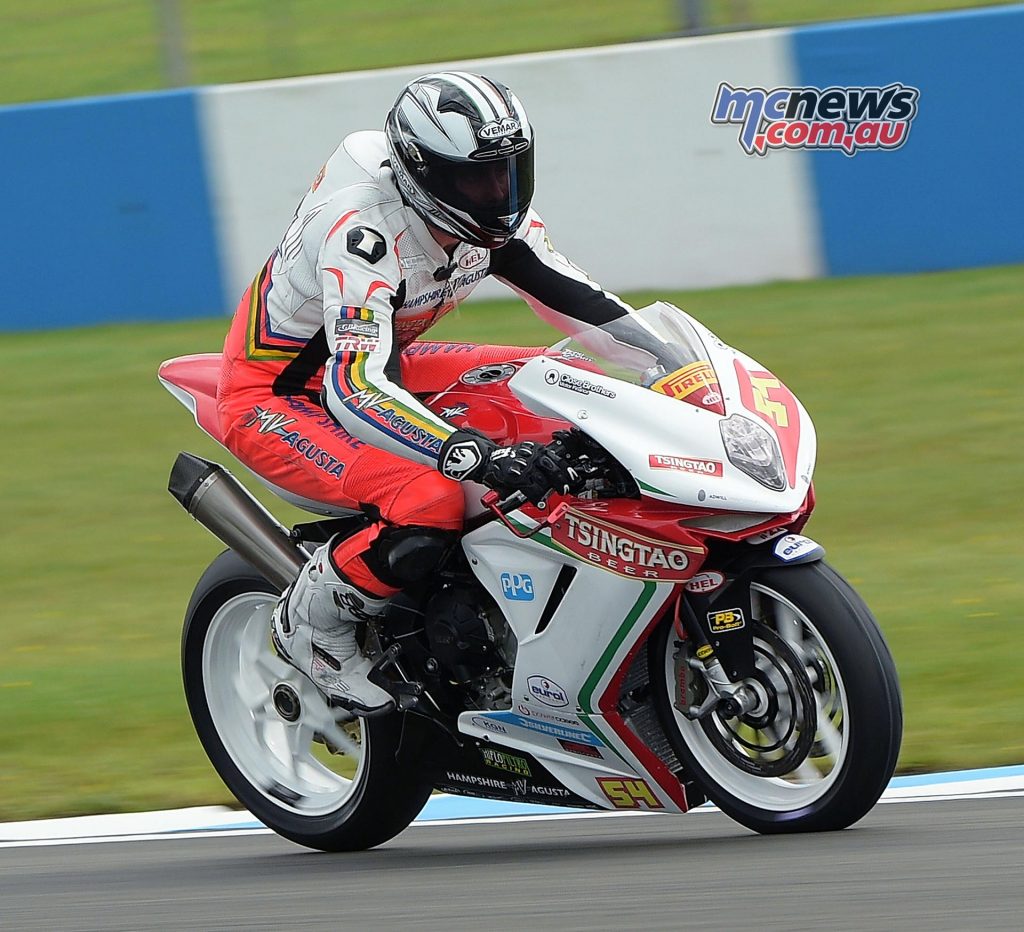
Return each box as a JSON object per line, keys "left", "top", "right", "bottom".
{"left": 671, "top": 593, "right": 767, "bottom": 722}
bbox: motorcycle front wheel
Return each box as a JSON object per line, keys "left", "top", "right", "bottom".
{"left": 181, "top": 550, "right": 434, "bottom": 851}
{"left": 651, "top": 560, "right": 902, "bottom": 833}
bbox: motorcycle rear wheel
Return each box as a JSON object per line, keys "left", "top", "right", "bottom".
{"left": 181, "top": 550, "right": 434, "bottom": 851}
{"left": 651, "top": 560, "right": 902, "bottom": 833}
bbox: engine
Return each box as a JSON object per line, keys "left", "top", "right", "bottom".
{"left": 423, "top": 583, "right": 517, "bottom": 710}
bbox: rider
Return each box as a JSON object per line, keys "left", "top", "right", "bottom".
{"left": 217, "top": 71, "right": 636, "bottom": 716}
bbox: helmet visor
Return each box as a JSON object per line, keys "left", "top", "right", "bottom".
{"left": 421, "top": 147, "right": 535, "bottom": 236}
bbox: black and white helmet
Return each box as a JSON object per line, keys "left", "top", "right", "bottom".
{"left": 385, "top": 72, "right": 535, "bottom": 249}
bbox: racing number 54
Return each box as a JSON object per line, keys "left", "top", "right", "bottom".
{"left": 598, "top": 777, "right": 664, "bottom": 810}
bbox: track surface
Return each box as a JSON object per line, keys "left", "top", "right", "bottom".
{"left": 2, "top": 799, "right": 1022, "bottom": 931}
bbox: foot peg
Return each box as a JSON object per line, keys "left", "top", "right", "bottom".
{"left": 367, "top": 643, "right": 424, "bottom": 712}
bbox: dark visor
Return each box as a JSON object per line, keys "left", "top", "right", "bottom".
{"left": 421, "top": 147, "right": 534, "bottom": 230}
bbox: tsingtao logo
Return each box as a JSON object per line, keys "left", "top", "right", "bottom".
{"left": 711, "top": 83, "right": 920, "bottom": 157}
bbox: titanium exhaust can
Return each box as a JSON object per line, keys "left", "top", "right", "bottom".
{"left": 168, "top": 452, "right": 308, "bottom": 591}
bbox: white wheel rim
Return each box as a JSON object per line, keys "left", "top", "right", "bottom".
{"left": 663, "top": 583, "right": 850, "bottom": 811}
{"left": 202, "top": 592, "right": 366, "bottom": 816}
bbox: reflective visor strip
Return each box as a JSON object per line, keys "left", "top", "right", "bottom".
{"left": 245, "top": 257, "right": 306, "bottom": 360}
{"left": 330, "top": 307, "right": 453, "bottom": 460}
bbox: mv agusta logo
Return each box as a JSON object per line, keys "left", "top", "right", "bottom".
{"left": 550, "top": 510, "right": 700, "bottom": 581}
{"left": 711, "top": 82, "right": 920, "bottom": 156}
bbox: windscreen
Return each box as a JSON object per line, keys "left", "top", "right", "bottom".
{"left": 550, "top": 302, "right": 726, "bottom": 413}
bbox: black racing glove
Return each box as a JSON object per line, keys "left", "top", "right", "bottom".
{"left": 438, "top": 430, "right": 579, "bottom": 504}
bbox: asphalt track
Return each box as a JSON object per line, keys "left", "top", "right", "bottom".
{"left": 2, "top": 797, "right": 1022, "bottom": 931}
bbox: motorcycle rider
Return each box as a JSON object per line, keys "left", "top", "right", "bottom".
{"left": 217, "top": 71, "right": 639, "bottom": 716}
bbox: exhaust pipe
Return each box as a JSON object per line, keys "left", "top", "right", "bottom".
{"left": 168, "top": 452, "right": 309, "bottom": 591}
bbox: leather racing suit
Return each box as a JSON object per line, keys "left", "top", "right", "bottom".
{"left": 217, "top": 130, "right": 631, "bottom": 597}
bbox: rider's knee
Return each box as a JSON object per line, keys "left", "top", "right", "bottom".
{"left": 360, "top": 472, "right": 465, "bottom": 587}
{"left": 369, "top": 525, "right": 458, "bottom": 586}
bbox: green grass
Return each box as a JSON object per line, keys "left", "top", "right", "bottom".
{"left": 1, "top": 264, "right": 1022, "bottom": 820}
{"left": 0, "top": 1, "right": 1015, "bottom": 105}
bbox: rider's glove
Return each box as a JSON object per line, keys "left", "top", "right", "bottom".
{"left": 438, "top": 430, "right": 579, "bottom": 504}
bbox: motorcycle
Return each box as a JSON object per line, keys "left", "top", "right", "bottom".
{"left": 159, "top": 301, "right": 902, "bottom": 851}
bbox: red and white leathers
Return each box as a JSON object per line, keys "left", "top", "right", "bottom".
{"left": 218, "top": 130, "right": 632, "bottom": 597}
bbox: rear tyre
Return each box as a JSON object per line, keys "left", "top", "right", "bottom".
{"left": 181, "top": 550, "right": 434, "bottom": 851}
{"left": 651, "top": 561, "right": 902, "bottom": 833}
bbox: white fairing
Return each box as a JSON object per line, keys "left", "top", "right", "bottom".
{"left": 510, "top": 304, "right": 816, "bottom": 515}
{"left": 460, "top": 518, "right": 683, "bottom": 810}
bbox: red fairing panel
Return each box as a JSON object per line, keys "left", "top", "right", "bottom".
{"left": 158, "top": 354, "right": 226, "bottom": 444}
{"left": 424, "top": 359, "right": 571, "bottom": 445}
{"left": 733, "top": 358, "right": 802, "bottom": 489}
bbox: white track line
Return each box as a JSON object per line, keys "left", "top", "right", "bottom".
{"left": 2, "top": 769, "right": 1022, "bottom": 848}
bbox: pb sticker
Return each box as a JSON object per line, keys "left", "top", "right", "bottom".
{"left": 707, "top": 607, "right": 745, "bottom": 633}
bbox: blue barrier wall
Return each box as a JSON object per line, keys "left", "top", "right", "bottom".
{"left": 793, "top": 5, "right": 1024, "bottom": 276}
{"left": 0, "top": 6, "right": 1020, "bottom": 331}
{"left": 0, "top": 90, "right": 224, "bottom": 330}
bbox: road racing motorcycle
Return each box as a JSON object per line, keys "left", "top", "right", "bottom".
{"left": 159, "top": 301, "right": 902, "bottom": 851}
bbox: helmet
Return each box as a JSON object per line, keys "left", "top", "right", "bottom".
{"left": 385, "top": 72, "right": 535, "bottom": 249}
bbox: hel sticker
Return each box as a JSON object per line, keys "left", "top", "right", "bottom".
{"left": 707, "top": 608, "right": 745, "bottom": 633}
{"left": 773, "top": 534, "right": 823, "bottom": 562}
{"left": 527, "top": 675, "right": 568, "bottom": 708}
{"left": 597, "top": 777, "right": 664, "bottom": 810}
{"left": 458, "top": 246, "right": 488, "bottom": 269}
{"left": 696, "top": 644, "right": 714, "bottom": 660}
{"left": 685, "top": 571, "right": 725, "bottom": 594}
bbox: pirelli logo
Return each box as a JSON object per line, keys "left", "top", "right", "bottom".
{"left": 651, "top": 361, "right": 717, "bottom": 400}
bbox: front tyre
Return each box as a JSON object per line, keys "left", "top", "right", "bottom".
{"left": 651, "top": 561, "right": 902, "bottom": 833}
{"left": 181, "top": 550, "right": 434, "bottom": 851}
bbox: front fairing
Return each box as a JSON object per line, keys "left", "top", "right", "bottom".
{"left": 510, "top": 303, "right": 816, "bottom": 515}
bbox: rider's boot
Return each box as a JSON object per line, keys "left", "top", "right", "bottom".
{"left": 271, "top": 539, "right": 395, "bottom": 716}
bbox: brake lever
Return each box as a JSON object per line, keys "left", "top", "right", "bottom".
{"left": 481, "top": 490, "right": 569, "bottom": 539}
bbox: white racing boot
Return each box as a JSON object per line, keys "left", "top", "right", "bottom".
{"left": 271, "top": 541, "right": 395, "bottom": 716}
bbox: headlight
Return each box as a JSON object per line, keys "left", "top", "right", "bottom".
{"left": 719, "top": 414, "right": 787, "bottom": 491}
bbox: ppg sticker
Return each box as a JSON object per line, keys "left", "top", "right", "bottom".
{"left": 500, "top": 572, "right": 535, "bottom": 601}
